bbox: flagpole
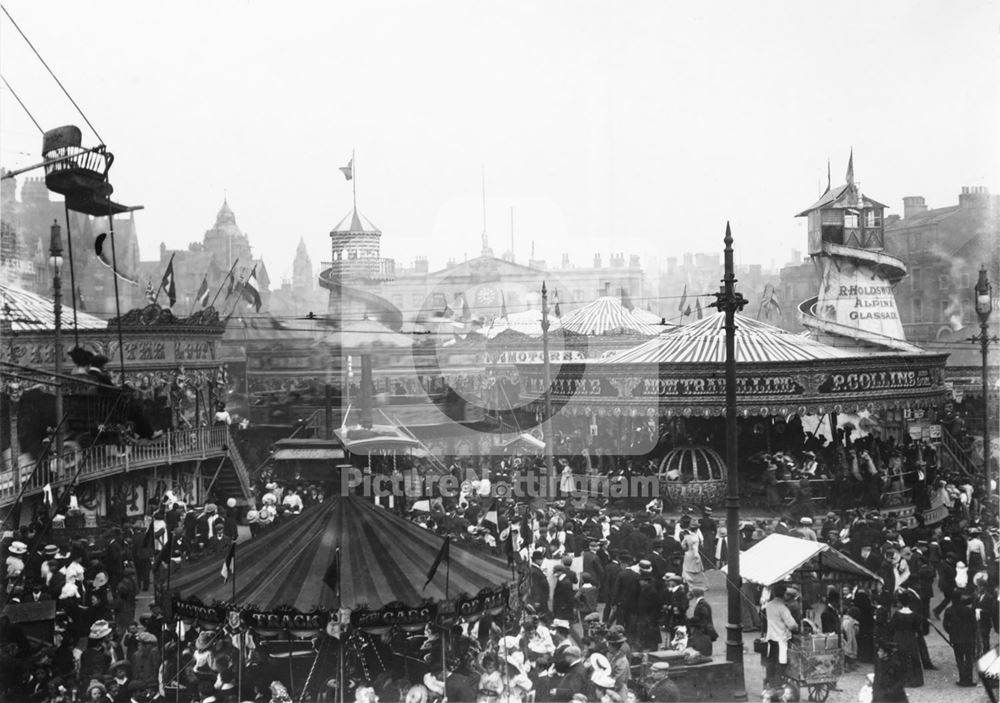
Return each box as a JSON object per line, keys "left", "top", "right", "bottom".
{"left": 337, "top": 546, "right": 344, "bottom": 703}
{"left": 351, "top": 149, "right": 357, "bottom": 214}
{"left": 209, "top": 259, "right": 239, "bottom": 309}
{"left": 106, "top": 212, "right": 127, "bottom": 381}
{"left": 153, "top": 253, "right": 175, "bottom": 305}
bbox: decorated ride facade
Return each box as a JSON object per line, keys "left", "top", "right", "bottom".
{"left": 512, "top": 310, "right": 949, "bottom": 514}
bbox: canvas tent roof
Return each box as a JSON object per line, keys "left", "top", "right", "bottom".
{"left": 171, "top": 497, "right": 512, "bottom": 613}
{"left": 725, "top": 533, "right": 881, "bottom": 586}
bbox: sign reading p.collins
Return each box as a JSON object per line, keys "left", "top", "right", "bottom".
{"left": 819, "top": 368, "right": 935, "bottom": 394}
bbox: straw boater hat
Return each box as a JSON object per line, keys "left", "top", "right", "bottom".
{"left": 8, "top": 541, "right": 27, "bottom": 555}
{"left": 43, "top": 544, "right": 59, "bottom": 557}
{"left": 195, "top": 631, "right": 214, "bottom": 651}
{"left": 89, "top": 620, "right": 113, "bottom": 640}
{"left": 800, "top": 517, "right": 813, "bottom": 525}
{"left": 638, "top": 559, "right": 653, "bottom": 575}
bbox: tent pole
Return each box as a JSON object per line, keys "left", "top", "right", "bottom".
{"left": 288, "top": 628, "right": 295, "bottom": 694}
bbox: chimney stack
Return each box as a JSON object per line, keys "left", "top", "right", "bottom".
{"left": 594, "top": 253, "right": 602, "bottom": 268}
{"left": 902, "top": 196, "right": 927, "bottom": 220}
{"left": 959, "top": 186, "right": 990, "bottom": 209}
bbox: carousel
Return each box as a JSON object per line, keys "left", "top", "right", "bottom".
{"left": 512, "top": 310, "right": 949, "bottom": 508}
{"left": 167, "top": 497, "right": 514, "bottom": 700}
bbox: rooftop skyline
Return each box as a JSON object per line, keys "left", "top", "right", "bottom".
{"left": 2, "top": 1, "right": 997, "bottom": 282}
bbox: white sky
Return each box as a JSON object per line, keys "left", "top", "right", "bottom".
{"left": 2, "top": 1, "right": 998, "bottom": 283}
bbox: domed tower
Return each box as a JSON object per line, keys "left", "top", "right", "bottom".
{"left": 203, "top": 199, "right": 252, "bottom": 270}
{"left": 795, "top": 152, "right": 910, "bottom": 349}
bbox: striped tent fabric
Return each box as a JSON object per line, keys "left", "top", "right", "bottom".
{"left": 604, "top": 311, "right": 860, "bottom": 365}
{"left": 559, "top": 297, "right": 664, "bottom": 337}
{"left": 482, "top": 309, "right": 561, "bottom": 339}
{"left": 1, "top": 283, "right": 107, "bottom": 333}
{"left": 171, "top": 498, "right": 512, "bottom": 613}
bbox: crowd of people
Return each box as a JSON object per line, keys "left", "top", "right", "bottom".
{"left": 1, "top": 430, "right": 997, "bottom": 702}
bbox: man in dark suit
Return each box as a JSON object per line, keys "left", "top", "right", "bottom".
{"left": 687, "top": 587, "right": 717, "bottom": 655}
{"left": 699, "top": 508, "right": 718, "bottom": 569}
{"left": 601, "top": 551, "right": 623, "bottom": 621}
{"left": 662, "top": 573, "right": 689, "bottom": 636}
{"left": 529, "top": 549, "right": 550, "bottom": 614}
{"left": 943, "top": 593, "right": 978, "bottom": 686}
{"left": 582, "top": 540, "right": 604, "bottom": 588}
{"left": 552, "top": 565, "right": 577, "bottom": 622}
{"left": 613, "top": 554, "right": 641, "bottom": 640}
{"left": 552, "top": 646, "right": 588, "bottom": 702}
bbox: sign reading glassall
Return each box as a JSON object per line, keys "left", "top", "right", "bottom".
{"left": 817, "top": 260, "right": 905, "bottom": 339}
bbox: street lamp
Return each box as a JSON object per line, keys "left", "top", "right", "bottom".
{"left": 971, "top": 266, "right": 996, "bottom": 482}
{"left": 49, "top": 220, "right": 64, "bottom": 482}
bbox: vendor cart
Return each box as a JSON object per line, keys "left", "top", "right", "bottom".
{"left": 786, "top": 633, "right": 844, "bottom": 701}
{"left": 723, "top": 533, "right": 881, "bottom": 701}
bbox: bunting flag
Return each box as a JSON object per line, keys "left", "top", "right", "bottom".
{"left": 145, "top": 280, "right": 156, "bottom": 304}
{"left": 220, "top": 542, "right": 236, "bottom": 583}
{"left": 620, "top": 287, "right": 634, "bottom": 311}
{"left": 242, "top": 266, "right": 262, "bottom": 312}
{"left": 695, "top": 297, "right": 704, "bottom": 320}
{"left": 825, "top": 158, "right": 831, "bottom": 194}
{"left": 195, "top": 276, "right": 210, "bottom": 308}
{"left": 553, "top": 290, "right": 561, "bottom": 318}
{"left": 323, "top": 547, "right": 341, "bottom": 595}
{"left": 678, "top": 284, "right": 692, "bottom": 317}
{"left": 423, "top": 536, "right": 450, "bottom": 589}
{"left": 500, "top": 291, "right": 508, "bottom": 319}
{"left": 339, "top": 158, "right": 354, "bottom": 181}
{"left": 160, "top": 255, "right": 177, "bottom": 308}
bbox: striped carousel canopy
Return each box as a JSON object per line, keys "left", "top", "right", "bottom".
{"left": 559, "top": 296, "right": 665, "bottom": 337}
{"left": 1, "top": 283, "right": 107, "bottom": 333}
{"left": 604, "top": 311, "right": 860, "bottom": 365}
{"left": 171, "top": 497, "right": 512, "bottom": 613}
{"left": 482, "top": 309, "right": 561, "bottom": 339}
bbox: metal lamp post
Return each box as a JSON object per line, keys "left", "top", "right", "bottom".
{"left": 540, "top": 282, "right": 556, "bottom": 492}
{"left": 49, "top": 220, "right": 64, "bottom": 481}
{"left": 713, "top": 222, "right": 747, "bottom": 700}
{"left": 971, "top": 266, "right": 996, "bottom": 483}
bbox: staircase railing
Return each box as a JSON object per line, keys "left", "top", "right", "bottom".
{"left": 0, "top": 426, "right": 230, "bottom": 507}
{"left": 225, "top": 440, "right": 256, "bottom": 506}
{"left": 939, "top": 425, "right": 981, "bottom": 478}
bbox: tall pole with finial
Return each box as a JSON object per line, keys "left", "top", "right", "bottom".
{"left": 713, "top": 221, "right": 747, "bottom": 699}
{"left": 351, "top": 149, "right": 357, "bottom": 215}
{"left": 49, "top": 221, "right": 64, "bottom": 482}
{"left": 540, "top": 282, "right": 556, "bottom": 490}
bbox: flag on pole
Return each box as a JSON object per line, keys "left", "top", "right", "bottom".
{"left": 825, "top": 158, "right": 831, "bottom": 194}
{"left": 846, "top": 148, "right": 854, "bottom": 186}
{"left": 145, "top": 280, "right": 156, "bottom": 304}
{"left": 678, "top": 285, "right": 691, "bottom": 318}
{"left": 460, "top": 294, "right": 471, "bottom": 321}
{"left": 500, "top": 291, "right": 508, "bottom": 319}
{"left": 553, "top": 290, "right": 561, "bottom": 318}
{"left": 695, "top": 297, "right": 704, "bottom": 319}
{"left": 339, "top": 158, "right": 354, "bottom": 181}
{"left": 323, "top": 547, "right": 341, "bottom": 595}
{"left": 220, "top": 542, "right": 236, "bottom": 583}
{"left": 225, "top": 269, "right": 236, "bottom": 299}
{"left": 242, "top": 266, "right": 262, "bottom": 312}
{"left": 195, "top": 276, "right": 210, "bottom": 308}
{"left": 160, "top": 256, "right": 177, "bottom": 308}
{"left": 423, "top": 536, "right": 451, "bottom": 589}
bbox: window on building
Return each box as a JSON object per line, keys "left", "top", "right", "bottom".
{"left": 941, "top": 298, "right": 951, "bottom": 321}
{"left": 912, "top": 298, "right": 923, "bottom": 321}
{"left": 864, "top": 209, "right": 881, "bottom": 228}
{"left": 910, "top": 267, "right": 921, "bottom": 291}
{"left": 844, "top": 212, "right": 859, "bottom": 229}
{"left": 960, "top": 273, "right": 971, "bottom": 290}
{"left": 939, "top": 275, "right": 950, "bottom": 291}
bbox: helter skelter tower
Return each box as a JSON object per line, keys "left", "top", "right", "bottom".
{"left": 796, "top": 152, "right": 914, "bottom": 351}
